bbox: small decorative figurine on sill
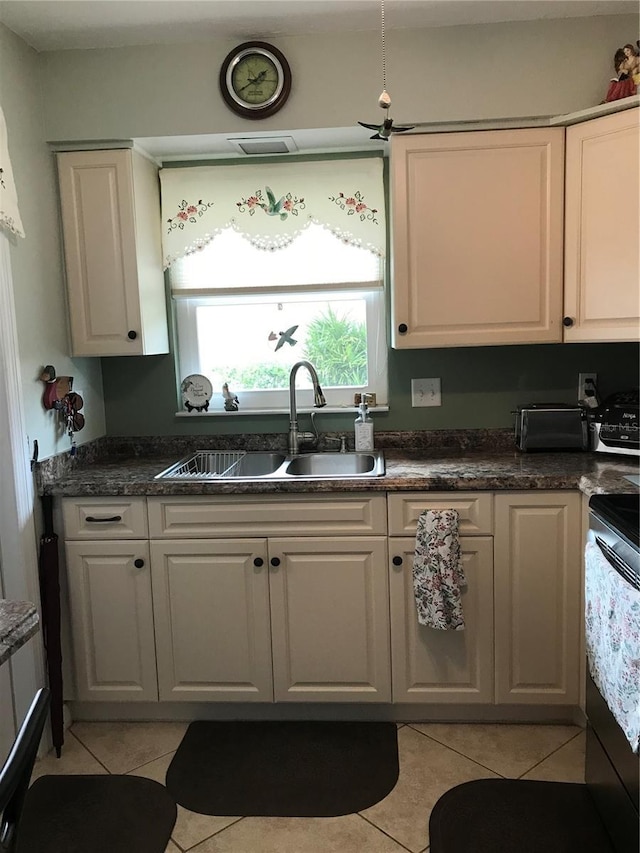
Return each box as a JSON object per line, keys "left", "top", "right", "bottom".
{"left": 222, "top": 382, "right": 239, "bottom": 411}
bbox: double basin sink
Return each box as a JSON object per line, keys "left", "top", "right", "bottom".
{"left": 155, "top": 449, "right": 385, "bottom": 481}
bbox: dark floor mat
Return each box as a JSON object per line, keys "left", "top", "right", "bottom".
{"left": 165, "top": 720, "right": 399, "bottom": 817}
{"left": 16, "top": 774, "right": 177, "bottom": 853}
{"left": 429, "top": 778, "right": 615, "bottom": 853}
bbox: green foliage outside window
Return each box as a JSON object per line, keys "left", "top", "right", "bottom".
{"left": 302, "top": 307, "right": 367, "bottom": 387}
{"left": 214, "top": 306, "right": 367, "bottom": 390}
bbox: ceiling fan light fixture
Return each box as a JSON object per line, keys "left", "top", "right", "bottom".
{"left": 357, "top": 0, "right": 414, "bottom": 141}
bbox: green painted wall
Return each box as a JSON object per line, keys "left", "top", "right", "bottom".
{"left": 101, "top": 340, "right": 639, "bottom": 437}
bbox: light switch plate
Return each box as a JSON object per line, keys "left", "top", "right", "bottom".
{"left": 411, "top": 378, "right": 441, "bottom": 407}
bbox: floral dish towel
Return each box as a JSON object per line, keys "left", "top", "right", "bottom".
{"left": 585, "top": 540, "right": 640, "bottom": 753}
{"left": 413, "top": 509, "right": 467, "bottom": 631}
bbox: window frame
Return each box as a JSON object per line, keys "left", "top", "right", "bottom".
{"left": 174, "top": 283, "right": 388, "bottom": 411}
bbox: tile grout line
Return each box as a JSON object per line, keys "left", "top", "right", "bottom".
{"left": 356, "top": 811, "right": 419, "bottom": 852}
{"left": 403, "top": 725, "right": 510, "bottom": 778}
{"left": 404, "top": 723, "right": 584, "bottom": 780}
{"left": 181, "top": 816, "right": 246, "bottom": 853}
{"left": 516, "top": 729, "right": 585, "bottom": 780}
{"left": 66, "top": 729, "right": 113, "bottom": 775}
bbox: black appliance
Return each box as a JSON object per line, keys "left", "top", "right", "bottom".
{"left": 513, "top": 403, "right": 588, "bottom": 451}
{"left": 586, "top": 493, "right": 640, "bottom": 853}
{"left": 593, "top": 390, "right": 640, "bottom": 458}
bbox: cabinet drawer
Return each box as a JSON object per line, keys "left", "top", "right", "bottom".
{"left": 387, "top": 492, "right": 493, "bottom": 536}
{"left": 148, "top": 494, "right": 387, "bottom": 538}
{"left": 62, "top": 497, "right": 148, "bottom": 539}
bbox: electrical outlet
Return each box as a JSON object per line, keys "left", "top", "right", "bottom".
{"left": 578, "top": 372, "right": 597, "bottom": 404}
{"left": 411, "top": 378, "right": 441, "bottom": 407}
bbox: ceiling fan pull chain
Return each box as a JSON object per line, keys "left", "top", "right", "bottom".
{"left": 381, "top": 0, "right": 386, "bottom": 94}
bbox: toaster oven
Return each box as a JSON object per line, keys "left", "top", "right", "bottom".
{"left": 514, "top": 403, "right": 588, "bottom": 452}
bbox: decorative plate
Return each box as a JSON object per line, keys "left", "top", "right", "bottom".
{"left": 181, "top": 374, "right": 213, "bottom": 413}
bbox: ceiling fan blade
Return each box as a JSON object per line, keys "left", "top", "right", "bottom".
{"left": 392, "top": 125, "right": 415, "bottom": 133}
{"left": 358, "top": 121, "right": 380, "bottom": 131}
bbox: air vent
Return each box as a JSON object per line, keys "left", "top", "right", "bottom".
{"left": 228, "top": 136, "right": 298, "bottom": 155}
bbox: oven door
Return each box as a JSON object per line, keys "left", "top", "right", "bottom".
{"left": 585, "top": 518, "right": 640, "bottom": 853}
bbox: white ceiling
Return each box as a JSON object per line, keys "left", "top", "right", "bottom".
{"left": 0, "top": 0, "right": 636, "bottom": 52}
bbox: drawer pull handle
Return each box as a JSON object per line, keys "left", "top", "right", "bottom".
{"left": 253, "top": 557, "right": 264, "bottom": 568}
{"left": 133, "top": 558, "right": 145, "bottom": 569}
{"left": 85, "top": 515, "right": 122, "bottom": 523}
{"left": 270, "top": 557, "right": 281, "bottom": 567}
{"left": 392, "top": 555, "right": 403, "bottom": 566}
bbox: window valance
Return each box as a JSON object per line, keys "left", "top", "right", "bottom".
{"left": 160, "top": 156, "right": 385, "bottom": 268}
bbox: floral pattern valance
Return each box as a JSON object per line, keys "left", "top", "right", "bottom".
{"left": 159, "top": 157, "right": 385, "bottom": 268}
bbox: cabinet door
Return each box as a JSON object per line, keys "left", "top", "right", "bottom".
{"left": 389, "top": 536, "right": 494, "bottom": 703}
{"left": 494, "top": 492, "right": 581, "bottom": 705}
{"left": 57, "top": 149, "right": 168, "bottom": 356}
{"left": 65, "top": 540, "right": 157, "bottom": 701}
{"left": 269, "top": 537, "right": 390, "bottom": 702}
{"left": 390, "top": 128, "right": 564, "bottom": 348}
{"left": 564, "top": 109, "right": 640, "bottom": 342}
{"left": 150, "top": 539, "right": 273, "bottom": 702}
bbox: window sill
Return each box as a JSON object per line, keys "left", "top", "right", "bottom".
{"left": 175, "top": 406, "right": 389, "bottom": 418}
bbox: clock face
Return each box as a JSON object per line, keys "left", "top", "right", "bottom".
{"left": 220, "top": 42, "right": 291, "bottom": 119}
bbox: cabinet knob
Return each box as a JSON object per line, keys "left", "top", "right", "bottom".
{"left": 398, "top": 323, "right": 408, "bottom": 335}
{"left": 270, "top": 557, "right": 281, "bottom": 567}
{"left": 562, "top": 317, "right": 574, "bottom": 328}
{"left": 127, "top": 330, "right": 138, "bottom": 340}
{"left": 133, "top": 558, "right": 145, "bottom": 568}
{"left": 253, "top": 557, "right": 264, "bottom": 568}
{"left": 392, "top": 556, "right": 403, "bottom": 566}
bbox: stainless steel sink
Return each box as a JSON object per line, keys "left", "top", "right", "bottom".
{"left": 284, "top": 451, "right": 384, "bottom": 478}
{"left": 155, "top": 451, "right": 286, "bottom": 480}
{"left": 155, "top": 449, "right": 385, "bottom": 481}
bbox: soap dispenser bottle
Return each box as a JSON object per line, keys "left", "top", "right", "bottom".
{"left": 354, "top": 395, "right": 374, "bottom": 451}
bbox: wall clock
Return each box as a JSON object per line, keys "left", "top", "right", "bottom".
{"left": 219, "top": 41, "right": 292, "bottom": 119}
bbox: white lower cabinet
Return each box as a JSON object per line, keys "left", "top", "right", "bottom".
{"left": 494, "top": 492, "right": 582, "bottom": 705}
{"left": 62, "top": 490, "right": 582, "bottom": 713}
{"left": 149, "top": 536, "right": 390, "bottom": 703}
{"left": 389, "top": 536, "right": 494, "bottom": 703}
{"left": 150, "top": 539, "right": 273, "bottom": 702}
{"left": 146, "top": 494, "right": 391, "bottom": 704}
{"left": 65, "top": 539, "right": 158, "bottom": 701}
{"left": 269, "top": 537, "right": 390, "bottom": 702}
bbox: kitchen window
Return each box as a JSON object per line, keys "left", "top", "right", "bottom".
{"left": 161, "top": 156, "right": 388, "bottom": 412}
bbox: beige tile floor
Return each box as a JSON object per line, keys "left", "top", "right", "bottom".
{"left": 31, "top": 719, "right": 586, "bottom": 853}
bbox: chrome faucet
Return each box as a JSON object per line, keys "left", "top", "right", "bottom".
{"left": 288, "top": 360, "right": 326, "bottom": 454}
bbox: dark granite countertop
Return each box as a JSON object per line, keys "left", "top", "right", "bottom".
{"left": 38, "top": 434, "right": 640, "bottom": 498}
{"left": 0, "top": 600, "right": 39, "bottom": 666}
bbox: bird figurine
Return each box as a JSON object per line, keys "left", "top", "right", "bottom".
{"left": 271, "top": 325, "right": 299, "bottom": 351}
{"left": 358, "top": 115, "right": 414, "bottom": 141}
{"left": 222, "top": 382, "right": 239, "bottom": 411}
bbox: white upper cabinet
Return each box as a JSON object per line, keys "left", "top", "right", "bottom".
{"left": 563, "top": 108, "right": 640, "bottom": 342}
{"left": 390, "top": 128, "right": 565, "bottom": 348}
{"left": 57, "top": 148, "right": 169, "bottom": 356}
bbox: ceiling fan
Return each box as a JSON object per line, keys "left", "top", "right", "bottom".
{"left": 358, "top": 0, "right": 415, "bottom": 141}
